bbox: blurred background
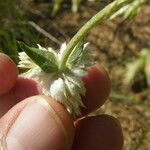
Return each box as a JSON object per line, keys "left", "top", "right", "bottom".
{"left": 0, "top": 0, "right": 150, "bottom": 149}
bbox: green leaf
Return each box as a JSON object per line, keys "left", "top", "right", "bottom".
{"left": 18, "top": 42, "right": 58, "bottom": 73}
{"left": 66, "top": 40, "right": 86, "bottom": 69}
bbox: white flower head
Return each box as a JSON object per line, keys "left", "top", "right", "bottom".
{"left": 50, "top": 78, "right": 66, "bottom": 101}
{"left": 19, "top": 42, "right": 91, "bottom": 117}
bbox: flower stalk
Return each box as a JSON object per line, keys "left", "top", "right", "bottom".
{"left": 59, "top": 0, "right": 133, "bottom": 70}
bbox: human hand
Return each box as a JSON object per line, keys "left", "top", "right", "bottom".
{"left": 0, "top": 53, "right": 123, "bottom": 150}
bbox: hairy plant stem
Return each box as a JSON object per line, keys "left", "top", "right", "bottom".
{"left": 59, "top": 0, "right": 133, "bottom": 70}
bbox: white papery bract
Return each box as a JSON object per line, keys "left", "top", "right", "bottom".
{"left": 19, "top": 43, "right": 90, "bottom": 117}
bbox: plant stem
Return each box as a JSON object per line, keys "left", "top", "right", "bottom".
{"left": 52, "top": 0, "right": 63, "bottom": 16}
{"left": 72, "top": 0, "right": 81, "bottom": 13}
{"left": 60, "top": 0, "right": 132, "bottom": 70}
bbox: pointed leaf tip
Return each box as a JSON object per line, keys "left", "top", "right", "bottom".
{"left": 18, "top": 41, "right": 58, "bottom": 73}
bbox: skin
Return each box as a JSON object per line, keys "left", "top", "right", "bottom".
{"left": 81, "top": 64, "right": 111, "bottom": 115}
{"left": 0, "top": 53, "right": 124, "bottom": 150}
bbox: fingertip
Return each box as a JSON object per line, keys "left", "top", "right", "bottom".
{"left": 81, "top": 65, "right": 111, "bottom": 115}
{"left": 73, "top": 115, "right": 123, "bottom": 150}
{"left": 0, "top": 95, "right": 75, "bottom": 150}
{"left": 0, "top": 53, "right": 18, "bottom": 96}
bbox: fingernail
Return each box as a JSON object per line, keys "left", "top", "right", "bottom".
{"left": 6, "top": 98, "right": 68, "bottom": 150}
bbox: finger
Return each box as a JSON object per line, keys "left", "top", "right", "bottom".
{"left": 0, "top": 77, "right": 41, "bottom": 118}
{"left": 0, "top": 53, "right": 18, "bottom": 96}
{"left": 0, "top": 95, "right": 74, "bottom": 150}
{"left": 81, "top": 65, "right": 111, "bottom": 116}
{"left": 72, "top": 115, "right": 123, "bottom": 150}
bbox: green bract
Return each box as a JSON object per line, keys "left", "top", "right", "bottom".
{"left": 19, "top": 42, "right": 58, "bottom": 73}
{"left": 66, "top": 40, "right": 85, "bottom": 69}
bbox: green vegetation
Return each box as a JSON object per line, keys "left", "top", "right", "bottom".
{"left": 125, "top": 48, "right": 150, "bottom": 88}
{"left": 52, "top": 0, "right": 90, "bottom": 16}
{"left": 110, "top": 0, "right": 148, "bottom": 20}
{"left": 0, "top": 0, "right": 150, "bottom": 148}
{"left": 0, "top": 0, "right": 40, "bottom": 63}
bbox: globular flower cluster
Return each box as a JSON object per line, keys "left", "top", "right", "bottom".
{"left": 18, "top": 43, "right": 90, "bottom": 117}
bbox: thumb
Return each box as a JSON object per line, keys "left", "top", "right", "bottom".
{"left": 0, "top": 95, "right": 74, "bottom": 150}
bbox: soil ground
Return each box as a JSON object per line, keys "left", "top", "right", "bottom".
{"left": 21, "top": 1, "right": 150, "bottom": 149}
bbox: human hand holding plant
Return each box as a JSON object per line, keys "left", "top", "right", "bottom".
{"left": 0, "top": 53, "right": 123, "bottom": 150}
{"left": 2, "top": 0, "right": 142, "bottom": 149}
